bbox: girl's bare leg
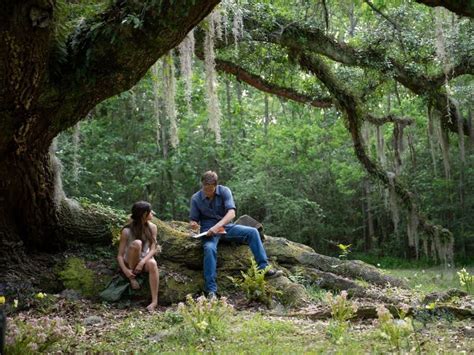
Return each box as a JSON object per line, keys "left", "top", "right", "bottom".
{"left": 125, "top": 240, "right": 142, "bottom": 289}
{"left": 145, "top": 258, "right": 159, "bottom": 312}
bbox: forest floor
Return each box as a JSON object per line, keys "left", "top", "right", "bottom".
{"left": 4, "top": 260, "right": 474, "bottom": 354}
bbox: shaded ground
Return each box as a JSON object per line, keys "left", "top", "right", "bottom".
{"left": 2, "top": 221, "right": 473, "bottom": 353}
{"left": 4, "top": 292, "right": 473, "bottom": 354}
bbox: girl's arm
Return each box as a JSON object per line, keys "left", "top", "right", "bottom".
{"left": 134, "top": 223, "right": 159, "bottom": 273}
{"left": 117, "top": 229, "right": 135, "bottom": 279}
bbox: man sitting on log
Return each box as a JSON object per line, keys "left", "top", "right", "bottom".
{"left": 189, "top": 171, "right": 281, "bottom": 298}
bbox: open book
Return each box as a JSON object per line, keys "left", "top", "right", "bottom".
{"left": 190, "top": 226, "right": 226, "bottom": 238}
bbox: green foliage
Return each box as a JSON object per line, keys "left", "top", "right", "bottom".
{"left": 337, "top": 243, "right": 352, "bottom": 260}
{"left": 227, "top": 259, "right": 276, "bottom": 305}
{"left": 386, "top": 266, "right": 474, "bottom": 294}
{"left": 376, "top": 304, "right": 415, "bottom": 351}
{"left": 55, "top": 0, "right": 474, "bottom": 263}
{"left": 325, "top": 290, "right": 357, "bottom": 344}
{"left": 58, "top": 258, "right": 96, "bottom": 297}
{"left": 457, "top": 268, "right": 473, "bottom": 293}
{"left": 177, "top": 294, "right": 233, "bottom": 337}
{"left": 5, "top": 317, "right": 67, "bottom": 354}
{"left": 326, "top": 290, "right": 357, "bottom": 323}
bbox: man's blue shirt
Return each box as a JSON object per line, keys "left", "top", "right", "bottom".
{"left": 189, "top": 185, "right": 236, "bottom": 231}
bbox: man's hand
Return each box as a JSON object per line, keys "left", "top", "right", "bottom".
{"left": 207, "top": 225, "right": 225, "bottom": 236}
{"left": 134, "top": 260, "right": 145, "bottom": 274}
{"left": 190, "top": 221, "right": 199, "bottom": 231}
{"left": 124, "top": 268, "right": 136, "bottom": 279}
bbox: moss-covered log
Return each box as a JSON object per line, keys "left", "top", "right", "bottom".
{"left": 150, "top": 220, "right": 404, "bottom": 306}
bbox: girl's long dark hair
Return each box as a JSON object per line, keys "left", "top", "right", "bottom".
{"left": 123, "top": 201, "right": 154, "bottom": 245}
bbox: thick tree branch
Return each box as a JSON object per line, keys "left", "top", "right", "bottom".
{"left": 242, "top": 13, "right": 471, "bottom": 136}
{"left": 363, "top": 0, "right": 401, "bottom": 32}
{"left": 295, "top": 51, "right": 453, "bottom": 257}
{"left": 415, "top": 0, "right": 474, "bottom": 18}
{"left": 60, "top": 0, "right": 219, "bottom": 117}
{"left": 2, "top": 1, "right": 220, "bottom": 156}
{"left": 196, "top": 54, "right": 332, "bottom": 108}
{"left": 366, "top": 114, "right": 414, "bottom": 126}
{"left": 430, "top": 56, "right": 474, "bottom": 87}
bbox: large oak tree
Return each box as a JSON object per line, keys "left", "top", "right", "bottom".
{"left": 0, "top": 0, "right": 220, "bottom": 267}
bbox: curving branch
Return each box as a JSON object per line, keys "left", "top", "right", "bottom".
{"left": 430, "top": 56, "right": 474, "bottom": 87}
{"left": 294, "top": 50, "right": 453, "bottom": 260}
{"left": 415, "top": 0, "right": 474, "bottom": 18}
{"left": 1, "top": 0, "right": 220, "bottom": 155}
{"left": 195, "top": 52, "right": 333, "bottom": 108}
{"left": 366, "top": 114, "right": 414, "bottom": 126}
{"left": 363, "top": 0, "right": 401, "bottom": 32}
{"left": 241, "top": 13, "right": 471, "bottom": 136}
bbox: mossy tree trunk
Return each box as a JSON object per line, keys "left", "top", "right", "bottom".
{"left": 0, "top": 0, "right": 220, "bottom": 272}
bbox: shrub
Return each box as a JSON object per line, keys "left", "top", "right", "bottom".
{"left": 325, "top": 291, "right": 357, "bottom": 344}
{"left": 177, "top": 294, "right": 233, "bottom": 337}
{"left": 227, "top": 259, "right": 277, "bottom": 305}
{"left": 376, "top": 304, "right": 414, "bottom": 351}
{"left": 326, "top": 290, "right": 357, "bottom": 323}
{"left": 5, "top": 316, "right": 71, "bottom": 354}
{"left": 58, "top": 257, "right": 96, "bottom": 297}
{"left": 457, "top": 268, "right": 473, "bottom": 293}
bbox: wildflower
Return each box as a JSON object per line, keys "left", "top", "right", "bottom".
{"left": 13, "top": 299, "right": 18, "bottom": 308}
{"left": 35, "top": 292, "right": 46, "bottom": 299}
{"left": 196, "top": 320, "right": 208, "bottom": 332}
{"left": 0, "top": 296, "right": 5, "bottom": 305}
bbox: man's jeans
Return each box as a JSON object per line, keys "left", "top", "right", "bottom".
{"left": 202, "top": 224, "right": 269, "bottom": 293}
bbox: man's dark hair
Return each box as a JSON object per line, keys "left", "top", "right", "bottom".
{"left": 201, "top": 171, "right": 218, "bottom": 185}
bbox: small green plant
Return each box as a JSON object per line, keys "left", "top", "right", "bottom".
{"left": 376, "top": 304, "right": 414, "bottom": 351}
{"left": 326, "top": 290, "right": 357, "bottom": 323}
{"left": 177, "top": 294, "right": 233, "bottom": 337}
{"left": 58, "top": 257, "right": 96, "bottom": 297}
{"left": 457, "top": 268, "right": 473, "bottom": 293}
{"left": 5, "top": 317, "right": 69, "bottom": 354}
{"left": 325, "top": 291, "right": 357, "bottom": 344}
{"left": 163, "top": 309, "right": 184, "bottom": 326}
{"left": 337, "top": 243, "right": 351, "bottom": 260}
{"left": 227, "top": 259, "right": 277, "bottom": 305}
{"left": 32, "top": 292, "right": 57, "bottom": 314}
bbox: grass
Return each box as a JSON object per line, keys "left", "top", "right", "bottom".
{"left": 5, "top": 264, "right": 474, "bottom": 353}
{"left": 384, "top": 266, "right": 474, "bottom": 295}
{"left": 47, "top": 310, "right": 472, "bottom": 353}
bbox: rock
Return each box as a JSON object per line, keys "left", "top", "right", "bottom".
{"left": 60, "top": 289, "right": 82, "bottom": 300}
{"left": 423, "top": 288, "right": 468, "bottom": 304}
{"left": 84, "top": 315, "right": 104, "bottom": 326}
{"left": 98, "top": 219, "right": 407, "bottom": 307}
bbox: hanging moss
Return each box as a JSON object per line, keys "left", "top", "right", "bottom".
{"left": 72, "top": 122, "right": 81, "bottom": 188}
{"left": 437, "top": 115, "right": 451, "bottom": 180}
{"left": 151, "top": 61, "right": 162, "bottom": 148}
{"left": 387, "top": 172, "right": 399, "bottom": 236}
{"left": 427, "top": 105, "right": 438, "bottom": 177}
{"left": 178, "top": 29, "right": 195, "bottom": 110}
{"left": 204, "top": 13, "right": 222, "bottom": 143}
{"left": 375, "top": 125, "right": 386, "bottom": 167}
{"left": 162, "top": 52, "right": 179, "bottom": 148}
{"left": 406, "top": 207, "right": 420, "bottom": 259}
{"left": 50, "top": 138, "right": 66, "bottom": 206}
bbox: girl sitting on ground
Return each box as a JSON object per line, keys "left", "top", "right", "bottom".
{"left": 117, "top": 201, "right": 160, "bottom": 312}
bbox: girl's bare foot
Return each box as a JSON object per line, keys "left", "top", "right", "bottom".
{"left": 129, "top": 278, "right": 140, "bottom": 290}
{"left": 146, "top": 302, "right": 157, "bottom": 312}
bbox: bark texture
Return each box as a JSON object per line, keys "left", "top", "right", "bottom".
{"left": 0, "top": 0, "right": 219, "bottom": 264}
{"left": 415, "top": 0, "right": 474, "bottom": 18}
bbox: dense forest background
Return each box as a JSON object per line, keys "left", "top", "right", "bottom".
{"left": 55, "top": 0, "right": 473, "bottom": 263}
